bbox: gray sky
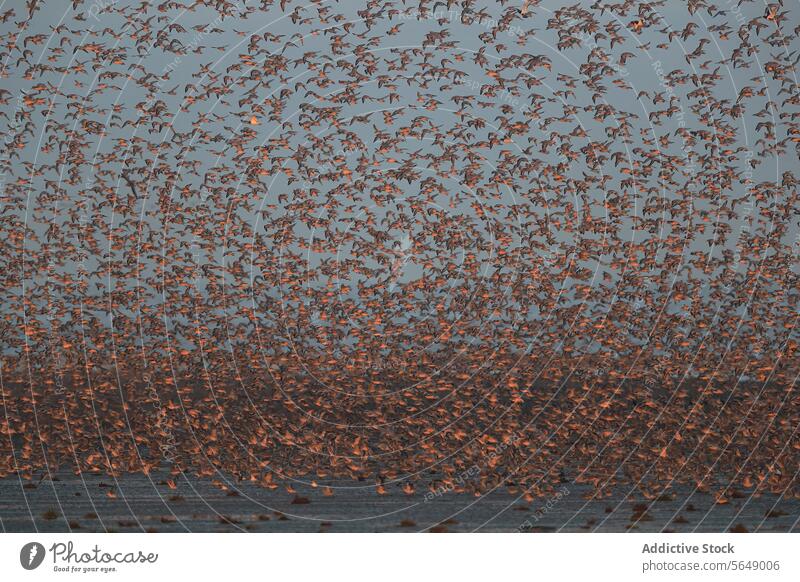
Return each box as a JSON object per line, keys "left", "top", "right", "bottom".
{"left": 0, "top": 0, "right": 797, "bottom": 364}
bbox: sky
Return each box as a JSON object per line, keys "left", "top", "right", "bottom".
{"left": 0, "top": 0, "right": 797, "bottom": 368}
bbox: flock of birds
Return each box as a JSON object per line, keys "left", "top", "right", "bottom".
{"left": 1, "top": 0, "right": 799, "bottom": 506}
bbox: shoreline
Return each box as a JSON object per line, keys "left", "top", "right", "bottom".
{"left": 1, "top": 472, "right": 795, "bottom": 533}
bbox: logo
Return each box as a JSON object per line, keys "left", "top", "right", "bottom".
{"left": 20, "top": 542, "right": 46, "bottom": 570}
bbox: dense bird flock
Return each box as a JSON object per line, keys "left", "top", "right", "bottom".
{"left": 1, "top": 0, "right": 799, "bottom": 502}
